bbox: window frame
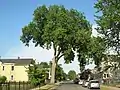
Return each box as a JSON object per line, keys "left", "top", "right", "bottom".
{"left": 3, "top": 66, "right": 4, "bottom": 71}
{"left": 11, "top": 66, "right": 14, "bottom": 71}
{"left": 11, "top": 75, "right": 13, "bottom": 80}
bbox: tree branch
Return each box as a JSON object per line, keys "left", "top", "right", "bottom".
{"left": 56, "top": 54, "right": 64, "bottom": 63}
{"left": 56, "top": 46, "right": 61, "bottom": 58}
{"left": 53, "top": 44, "right": 56, "bottom": 56}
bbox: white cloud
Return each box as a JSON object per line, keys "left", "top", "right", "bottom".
{"left": 85, "top": 63, "right": 95, "bottom": 70}
{"left": 4, "top": 42, "right": 95, "bottom": 73}
{"left": 4, "top": 43, "right": 54, "bottom": 62}
{"left": 92, "top": 24, "right": 98, "bottom": 37}
{"left": 3, "top": 43, "right": 81, "bottom": 73}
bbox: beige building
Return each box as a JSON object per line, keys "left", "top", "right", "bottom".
{"left": 92, "top": 55, "right": 120, "bottom": 83}
{"left": 0, "top": 57, "right": 33, "bottom": 82}
{"left": 100, "top": 55, "right": 119, "bottom": 80}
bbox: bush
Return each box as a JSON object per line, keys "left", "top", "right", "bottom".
{"left": 0, "top": 76, "right": 7, "bottom": 83}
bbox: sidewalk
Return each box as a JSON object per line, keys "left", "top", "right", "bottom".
{"left": 101, "top": 85, "right": 120, "bottom": 90}
{"left": 30, "top": 82, "right": 61, "bottom": 90}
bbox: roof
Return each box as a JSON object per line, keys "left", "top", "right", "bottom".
{"left": 0, "top": 58, "right": 33, "bottom": 65}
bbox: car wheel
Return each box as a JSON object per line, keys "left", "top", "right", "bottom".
{"left": 98, "top": 88, "right": 100, "bottom": 89}
{"left": 89, "top": 87, "right": 91, "bottom": 89}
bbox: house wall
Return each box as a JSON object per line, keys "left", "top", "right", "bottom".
{"left": 14, "top": 65, "right": 29, "bottom": 82}
{"left": 100, "top": 57, "right": 119, "bottom": 80}
{"left": 0, "top": 63, "right": 29, "bottom": 82}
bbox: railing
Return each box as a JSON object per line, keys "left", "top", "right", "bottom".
{"left": 0, "top": 81, "right": 41, "bottom": 90}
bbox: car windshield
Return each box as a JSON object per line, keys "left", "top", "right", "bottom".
{"left": 91, "top": 81, "right": 99, "bottom": 83}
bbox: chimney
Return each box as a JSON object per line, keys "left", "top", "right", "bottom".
{"left": 18, "top": 57, "right": 20, "bottom": 59}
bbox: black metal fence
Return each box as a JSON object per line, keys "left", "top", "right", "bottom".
{"left": 0, "top": 81, "right": 40, "bottom": 90}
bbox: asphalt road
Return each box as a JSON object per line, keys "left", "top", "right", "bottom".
{"left": 57, "top": 81, "right": 100, "bottom": 90}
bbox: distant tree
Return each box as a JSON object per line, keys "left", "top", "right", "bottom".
{"left": 20, "top": 5, "right": 92, "bottom": 83}
{"left": 80, "top": 69, "right": 91, "bottom": 80}
{"left": 39, "top": 62, "right": 49, "bottom": 68}
{"left": 68, "top": 70, "right": 76, "bottom": 80}
{"left": 62, "top": 72, "right": 67, "bottom": 81}
{"left": 55, "top": 64, "right": 67, "bottom": 81}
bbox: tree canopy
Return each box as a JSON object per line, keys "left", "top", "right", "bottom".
{"left": 68, "top": 70, "right": 76, "bottom": 80}
{"left": 28, "top": 61, "right": 49, "bottom": 86}
{"left": 20, "top": 5, "right": 92, "bottom": 83}
{"left": 39, "top": 62, "right": 49, "bottom": 68}
{"left": 55, "top": 64, "right": 67, "bottom": 81}
{"left": 78, "top": 35, "right": 106, "bottom": 72}
{"left": 20, "top": 5, "right": 92, "bottom": 63}
{"left": 0, "top": 76, "right": 7, "bottom": 84}
{"left": 94, "top": 0, "right": 120, "bottom": 57}
{"left": 90, "top": 36, "right": 106, "bottom": 66}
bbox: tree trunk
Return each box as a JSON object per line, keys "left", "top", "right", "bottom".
{"left": 50, "top": 56, "right": 56, "bottom": 84}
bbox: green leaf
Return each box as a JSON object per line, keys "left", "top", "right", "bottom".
{"left": 68, "top": 70, "right": 76, "bottom": 80}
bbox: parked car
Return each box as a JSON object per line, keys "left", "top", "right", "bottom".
{"left": 82, "top": 80, "right": 89, "bottom": 87}
{"left": 78, "top": 80, "right": 84, "bottom": 85}
{"left": 84, "top": 81, "right": 89, "bottom": 87}
{"left": 82, "top": 80, "right": 86, "bottom": 87}
{"left": 88, "top": 80, "right": 100, "bottom": 89}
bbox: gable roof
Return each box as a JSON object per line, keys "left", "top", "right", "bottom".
{"left": 0, "top": 58, "right": 33, "bottom": 65}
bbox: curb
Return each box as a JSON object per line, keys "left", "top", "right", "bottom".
{"left": 39, "top": 85, "right": 54, "bottom": 90}
{"left": 40, "top": 82, "right": 61, "bottom": 90}
{"left": 30, "top": 82, "right": 61, "bottom": 90}
{"left": 49, "top": 82, "right": 61, "bottom": 90}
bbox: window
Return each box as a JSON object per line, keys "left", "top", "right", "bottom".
{"left": 107, "top": 74, "right": 109, "bottom": 77}
{"left": 11, "top": 75, "right": 13, "bottom": 80}
{"left": 91, "top": 80, "right": 99, "bottom": 83}
{"left": 104, "top": 74, "right": 106, "bottom": 78}
{"left": 3, "top": 66, "right": 4, "bottom": 71}
{"left": 11, "top": 66, "right": 14, "bottom": 71}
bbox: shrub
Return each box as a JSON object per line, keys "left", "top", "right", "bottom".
{"left": 0, "top": 76, "right": 7, "bottom": 83}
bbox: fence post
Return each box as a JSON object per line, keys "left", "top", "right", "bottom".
{"left": 6, "top": 82, "right": 7, "bottom": 90}
{"left": 15, "top": 81, "right": 16, "bottom": 90}
{"left": 23, "top": 81, "right": 25, "bottom": 90}
{"left": 0, "top": 83, "right": 2, "bottom": 90}
{"left": 28, "top": 82, "right": 29, "bottom": 90}
{"left": 8, "top": 81, "right": 10, "bottom": 90}
{"left": 29, "top": 82, "right": 31, "bottom": 89}
{"left": 26, "top": 82, "right": 28, "bottom": 90}
{"left": 30, "top": 83, "right": 32, "bottom": 89}
{"left": 19, "top": 81, "right": 20, "bottom": 90}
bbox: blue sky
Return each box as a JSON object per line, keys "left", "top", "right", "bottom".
{"left": 0, "top": 0, "right": 96, "bottom": 56}
{"left": 0, "top": 0, "right": 96, "bottom": 72}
